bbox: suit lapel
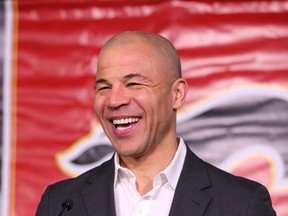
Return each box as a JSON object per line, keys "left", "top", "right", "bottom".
{"left": 78, "top": 146, "right": 213, "bottom": 216}
{"left": 169, "top": 146, "right": 213, "bottom": 216}
{"left": 81, "top": 158, "right": 116, "bottom": 216}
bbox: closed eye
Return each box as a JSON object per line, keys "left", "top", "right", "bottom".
{"left": 127, "top": 82, "right": 141, "bottom": 87}
{"left": 99, "top": 86, "right": 110, "bottom": 90}
{"left": 95, "top": 86, "right": 110, "bottom": 92}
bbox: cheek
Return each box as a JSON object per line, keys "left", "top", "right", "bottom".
{"left": 156, "top": 91, "right": 174, "bottom": 109}
{"left": 143, "top": 94, "right": 171, "bottom": 118}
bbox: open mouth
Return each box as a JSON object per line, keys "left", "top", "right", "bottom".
{"left": 111, "top": 117, "right": 140, "bottom": 131}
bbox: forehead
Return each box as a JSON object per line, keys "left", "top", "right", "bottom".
{"left": 96, "top": 44, "right": 159, "bottom": 76}
{"left": 99, "top": 41, "right": 157, "bottom": 62}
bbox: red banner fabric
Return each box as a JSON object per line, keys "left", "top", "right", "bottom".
{"left": 7, "top": 1, "right": 288, "bottom": 215}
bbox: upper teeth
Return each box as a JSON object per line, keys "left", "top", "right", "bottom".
{"left": 113, "top": 118, "right": 140, "bottom": 125}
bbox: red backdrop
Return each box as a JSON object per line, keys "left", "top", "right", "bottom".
{"left": 3, "top": 1, "right": 288, "bottom": 215}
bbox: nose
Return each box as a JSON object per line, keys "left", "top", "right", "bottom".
{"left": 107, "top": 85, "right": 130, "bottom": 109}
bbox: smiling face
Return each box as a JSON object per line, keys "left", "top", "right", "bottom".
{"left": 94, "top": 32, "right": 187, "bottom": 160}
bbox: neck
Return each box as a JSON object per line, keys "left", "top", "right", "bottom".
{"left": 119, "top": 138, "right": 179, "bottom": 195}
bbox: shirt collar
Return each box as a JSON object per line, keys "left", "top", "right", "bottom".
{"left": 113, "top": 137, "right": 187, "bottom": 190}
{"left": 161, "top": 137, "right": 186, "bottom": 189}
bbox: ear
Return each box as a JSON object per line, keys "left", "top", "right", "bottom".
{"left": 172, "top": 78, "right": 188, "bottom": 110}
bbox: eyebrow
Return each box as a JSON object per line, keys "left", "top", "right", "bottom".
{"left": 94, "top": 78, "right": 108, "bottom": 90}
{"left": 95, "top": 78, "right": 108, "bottom": 85}
{"left": 96, "top": 73, "right": 149, "bottom": 83}
{"left": 94, "top": 73, "right": 150, "bottom": 89}
{"left": 123, "top": 73, "right": 149, "bottom": 81}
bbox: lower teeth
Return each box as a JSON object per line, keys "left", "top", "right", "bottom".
{"left": 117, "top": 125, "right": 131, "bottom": 131}
{"left": 116, "top": 124, "right": 131, "bottom": 130}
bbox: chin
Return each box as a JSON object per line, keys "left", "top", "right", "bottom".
{"left": 114, "top": 145, "right": 141, "bottom": 158}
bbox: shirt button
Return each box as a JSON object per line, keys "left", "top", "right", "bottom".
{"left": 138, "top": 208, "right": 143, "bottom": 213}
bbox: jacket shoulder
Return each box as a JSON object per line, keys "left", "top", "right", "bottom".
{"left": 202, "top": 159, "right": 276, "bottom": 215}
{"left": 49, "top": 157, "right": 114, "bottom": 193}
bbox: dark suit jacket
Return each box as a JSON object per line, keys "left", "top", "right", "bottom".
{"left": 36, "top": 146, "right": 276, "bottom": 216}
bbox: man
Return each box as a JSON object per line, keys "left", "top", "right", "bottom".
{"left": 36, "top": 31, "right": 276, "bottom": 216}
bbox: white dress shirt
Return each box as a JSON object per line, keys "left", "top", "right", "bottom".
{"left": 113, "top": 138, "right": 187, "bottom": 216}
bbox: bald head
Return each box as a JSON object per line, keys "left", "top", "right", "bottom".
{"left": 99, "top": 31, "right": 182, "bottom": 79}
